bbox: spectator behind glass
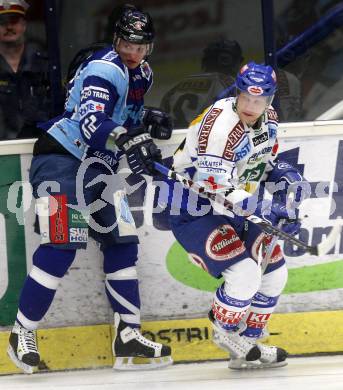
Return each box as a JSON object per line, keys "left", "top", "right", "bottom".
{"left": 160, "top": 38, "right": 243, "bottom": 129}
{"left": 0, "top": 0, "right": 50, "bottom": 140}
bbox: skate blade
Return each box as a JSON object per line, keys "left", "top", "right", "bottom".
{"left": 113, "top": 355, "right": 173, "bottom": 371}
{"left": 229, "top": 358, "right": 288, "bottom": 370}
{"left": 7, "top": 345, "right": 36, "bottom": 374}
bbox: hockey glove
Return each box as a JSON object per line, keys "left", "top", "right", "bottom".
{"left": 256, "top": 199, "right": 301, "bottom": 236}
{"left": 270, "top": 162, "right": 311, "bottom": 205}
{"left": 142, "top": 107, "right": 173, "bottom": 140}
{"left": 115, "top": 127, "right": 162, "bottom": 175}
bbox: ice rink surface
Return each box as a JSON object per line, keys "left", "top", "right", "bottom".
{"left": 2, "top": 356, "right": 343, "bottom": 390}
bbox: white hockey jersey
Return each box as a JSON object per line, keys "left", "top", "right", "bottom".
{"left": 173, "top": 97, "right": 279, "bottom": 205}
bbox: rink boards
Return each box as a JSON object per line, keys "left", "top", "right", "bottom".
{"left": 1, "top": 120, "right": 343, "bottom": 374}
{"left": 2, "top": 311, "right": 343, "bottom": 374}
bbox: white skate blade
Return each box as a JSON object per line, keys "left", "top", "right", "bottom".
{"left": 113, "top": 355, "right": 173, "bottom": 371}
{"left": 7, "top": 345, "right": 36, "bottom": 374}
{"left": 229, "top": 358, "right": 288, "bottom": 370}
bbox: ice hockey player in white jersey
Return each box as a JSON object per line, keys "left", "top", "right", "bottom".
{"left": 167, "top": 62, "right": 310, "bottom": 369}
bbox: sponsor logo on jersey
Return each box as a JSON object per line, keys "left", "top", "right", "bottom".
{"left": 239, "top": 163, "right": 267, "bottom": 183}
{"left": 69, "top": 227, "right": 88, "bottom": 243}
{"left": 268, "top": 127, "right": 277, "bottom": 139}
{"left": 247, "top": 85, "right": 263, "bottom": 95}
{"left": 92, "top": 151, "right": 118, "bottom": 168}
{"left": 79, "top": 101, "right": 105, "bottom": 118}
{"left": 252, "top": 132, "right": 268, "bottom": 147}
{"left": 205, "top": 224, "right": 245, "bottom": 261}
{"left": 121, "top": 104, "right": 144, "bottom": 125}
{"left": 247, "top": 146, "right": 272, "bottom": 164}
{"left": 81, "top": 88, "right": 110, "bottom": 102}
{"left": 198, "top": 108, "right": 222, "bottom": 154}
{"left": 267, "top": 108, "right": 278, "bottom": 122}
{"left": 223, "top": 121, "right": 245, "bottom": 160}
{"left": 128, "top": 88, "right": 145, "bottom": 100}
{"left": 235, "top": 140, "right": 251, "bottom": 161}
{"left": 198, "top": 156, "right": 227, "bottom": 173}
{"left": 140, "top": 61, "right": 152, "bottom": 80}
{"left": 201, "top": 175, "right": 225, "bottom": 191}
{"left": 102, "top": 51, "right": 118, "bottom": 62}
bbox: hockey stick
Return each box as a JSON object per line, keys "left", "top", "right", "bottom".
{"left": 154, "top": 161, "right": 342, "bottom": 256}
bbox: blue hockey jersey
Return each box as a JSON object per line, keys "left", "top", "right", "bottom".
{"left": 39, "top": 46, "right": 153, "bottom": 167}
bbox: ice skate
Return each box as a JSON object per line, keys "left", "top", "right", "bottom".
{"left": 7, "top": 321, "right": 40, "bottom": 374}
{"left": 112, "top": 313, "right": 173, "bottom": 370}
{"left": 209, "top": 310, "right": 287, "bottom": 369}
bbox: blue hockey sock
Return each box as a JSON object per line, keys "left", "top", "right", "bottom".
{"left": 103, "top": 243, "right": 140, "bottom": 328}
{"left": 240, "top": 292, "right": 279, "bottom": 338}
{"left": 17, "top": 245, "right": 76, "bottom": 330}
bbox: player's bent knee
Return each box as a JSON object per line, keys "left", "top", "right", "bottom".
{"left": 222, "top": 257, "right": 262, "bottom": 300}
{"left": 260, "top": 264, "right": 288, "bottom": 296}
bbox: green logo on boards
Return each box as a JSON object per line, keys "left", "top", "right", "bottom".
{"left": 166, "top": 241, "right": 343, "bottom": 294}
{"left": 0, "top": 155, "right": 27, "bottom": 326}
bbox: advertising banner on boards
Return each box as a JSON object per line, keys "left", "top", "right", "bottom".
{"left": 0, "top": 133, "right": 342, "bottom": 328}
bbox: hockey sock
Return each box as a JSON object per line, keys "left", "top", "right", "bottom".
{"left": 103, "top": 243, "right": 140, "bottom": 328}
{"left": 241, "top": 263, "right": 288, "bottom": 338}
{"left": 212, "top": 283, "right": 252, "bottom": 331}
{"left": 17, "top": 245, "right": 76, "bottom": 330}
{"left": 240, "top": 292, "right": 279, "bottom": 338}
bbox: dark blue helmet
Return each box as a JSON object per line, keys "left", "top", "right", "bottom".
{"left": 236, "top": 62, "right": 277, "bottom": 96}
{"left": 114, "top": 8, "right": 155, "bottom": 44}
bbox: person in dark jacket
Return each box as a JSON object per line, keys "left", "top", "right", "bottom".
{"left": 0, "top": 0, "right": 51, "bottom": 140}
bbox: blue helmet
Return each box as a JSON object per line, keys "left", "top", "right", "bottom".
{"left": 236, "top": 62, "right": 277, "bottom": 96}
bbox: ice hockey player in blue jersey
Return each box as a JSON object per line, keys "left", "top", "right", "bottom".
{"left": 167, "top": 62, "right": 310, "bottom": 369}
{"left": 7, "top": 6, "right": 173, "bottom": 373}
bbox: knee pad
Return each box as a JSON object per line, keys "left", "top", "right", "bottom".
{"left": 259, "top": 263, "right": 288, "bottom": 297}
{"left": 212, "top": 258, "right": 261, "bottom": 330}
{"left": 221, "top": 257, "right": 262, "bottom": 300}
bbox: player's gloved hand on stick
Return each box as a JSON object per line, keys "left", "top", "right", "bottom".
{"left": 142, "top": 107, "right": 173, "bottom": 140}
{"left": 271, "top": 162, "right": 311, "bottom": 205}
{"left": 256, "top": 199, "right": 301, "bottom": 236}
{"left": 115, "top": 126, "right": 162, "bottom": 175}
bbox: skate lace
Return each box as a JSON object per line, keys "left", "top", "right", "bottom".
{"left": 20, "top": 329, "right": 37, "bottom": 353}
{"left": 132, "top": 328, "right": 160, "bottom": 348}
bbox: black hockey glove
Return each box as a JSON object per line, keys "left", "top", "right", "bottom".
{"left": 142, "top": 107, "right": 173, "bottom": 140}
{"left": 115, "top": 127, "right": 162, "bottom": 175}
